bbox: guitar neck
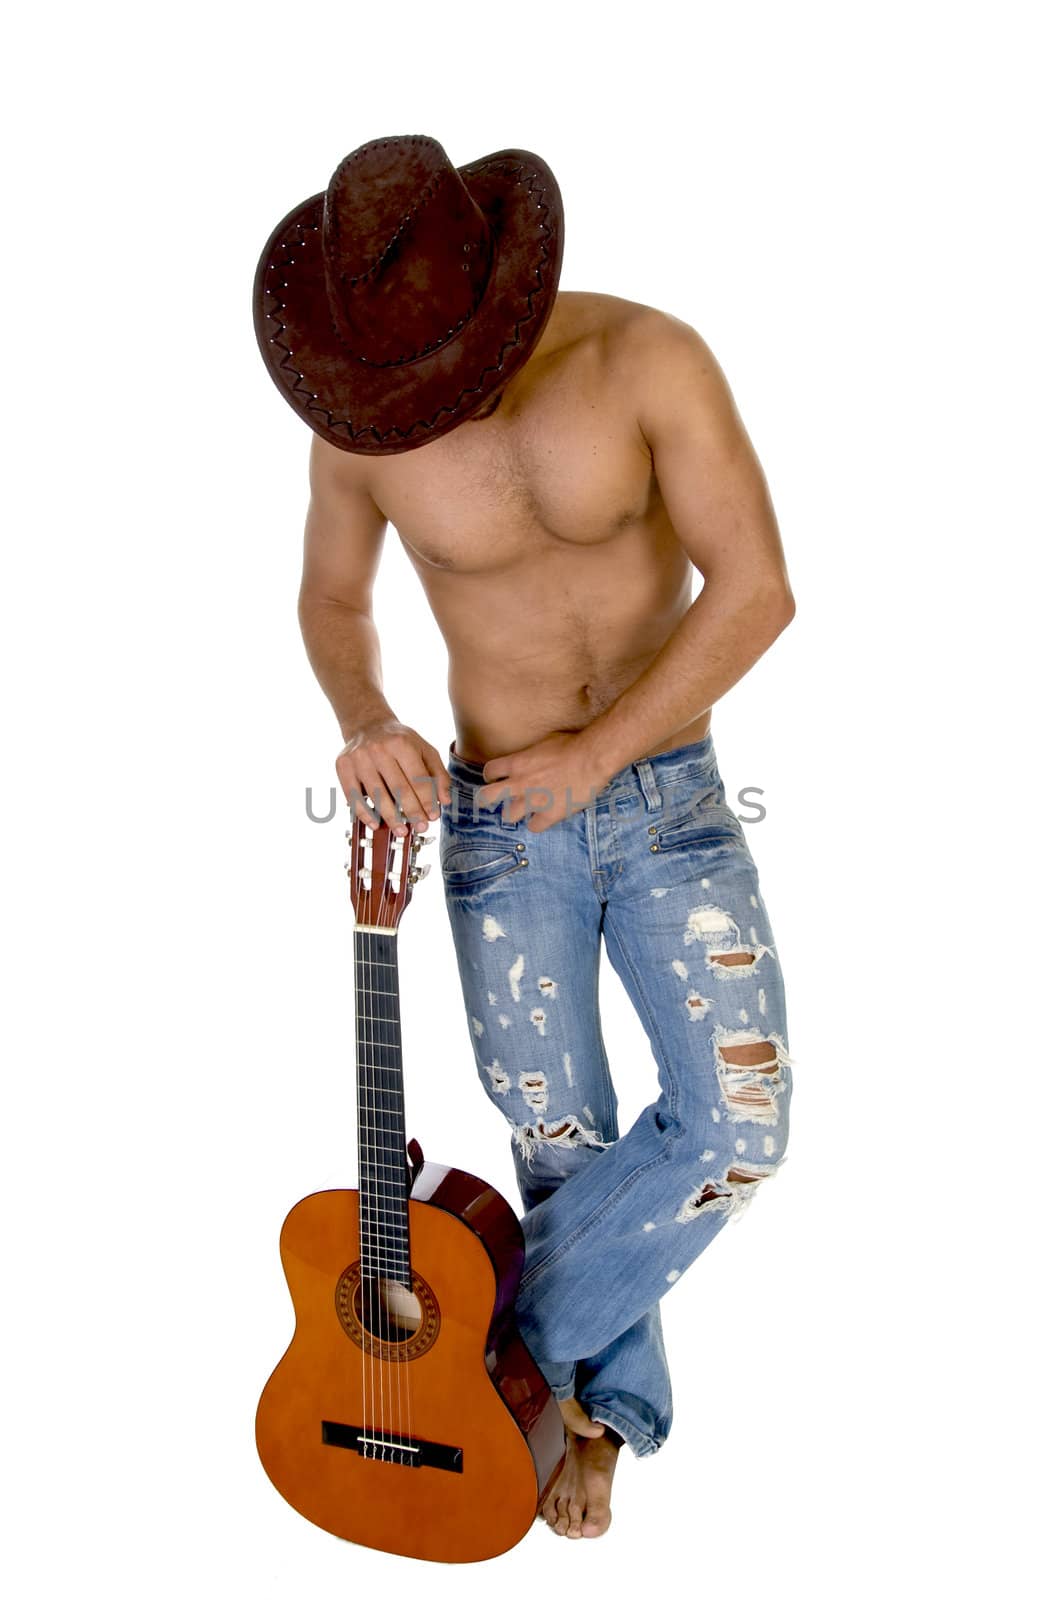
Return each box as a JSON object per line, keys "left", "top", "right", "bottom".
{"left": 354, "top": 928, "right": 411, "bottom": 1285}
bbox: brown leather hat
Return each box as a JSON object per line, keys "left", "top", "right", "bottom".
{"left": 252, "top": 134, "right": 564, "bottom": 455}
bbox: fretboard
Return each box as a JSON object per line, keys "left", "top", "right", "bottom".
{"left": 354, "top": 929, "right": 411, "bottom": 1286}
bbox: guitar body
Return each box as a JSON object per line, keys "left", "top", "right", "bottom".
{"left": 256, "top": 1157, "right": 565, "bottom": 1563}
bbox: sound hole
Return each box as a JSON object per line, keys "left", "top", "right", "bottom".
{"left": 335, "top": 1261, "right": 441, "bottom": 1361}
{"left": 359, "top": 1277, "right": 423, "bottom": 1343}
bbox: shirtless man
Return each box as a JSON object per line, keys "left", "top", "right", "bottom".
{"left": 296, "top": 287, "right": 797, "bottom": 1537}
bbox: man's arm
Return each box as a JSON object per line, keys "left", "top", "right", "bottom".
{"left": 298, "top": 435, "right": 451, "bottom": 833}
{"left": 580, "top": 312, "right": 796, "bottom": 773}
{"left": 480, "top": 312, "right": 795, "bottom": 829}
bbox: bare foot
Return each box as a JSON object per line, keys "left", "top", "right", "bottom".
{"left": 541, "top": 1398, "right": 621, "bottom": 1539}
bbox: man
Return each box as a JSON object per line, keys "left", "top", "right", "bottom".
{"left": 254, "top": 134, "right": 796, "bottom": 1540}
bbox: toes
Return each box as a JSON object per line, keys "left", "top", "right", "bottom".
{"left": 581, "top": 1510, "right": 612, "bottom": 1539}
{"left": 553, "top": 1499, "right": 572, "bottom": 1537}
{"left": 564, "top": 1496, "right": 587, "bottom": 1538}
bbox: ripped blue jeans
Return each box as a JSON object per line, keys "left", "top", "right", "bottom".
{"left": 439, "top": 731, "right": 793, "bottom": 1458}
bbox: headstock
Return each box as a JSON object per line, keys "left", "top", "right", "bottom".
{"left": 347, "top": 814, "right": 434, "bottom": 931}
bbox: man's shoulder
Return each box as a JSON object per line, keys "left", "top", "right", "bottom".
{"left": 560, "top": 291, "right": 714, "bottom": 379}
{"left": 309, "top": 427, "right": 374, "bottom": 492}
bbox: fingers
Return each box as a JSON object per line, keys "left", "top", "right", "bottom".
{"left": 481, "top": 754, "right": 512, "bottom": 784}
{"left": 373, "top": 751, "right": 421, "bottom": 831}
{"left": 345, "top": 785, "right": 383, "bottom": 831}
{"left": 337, "top": 730, "right": 453, "bottom": 833}
{"left": 480, "top": 749, "right": 534, "bottom": 822}
{"left": 475, "top": 780, "right": 525, "bottom": 824}
{"left": 379, "top": 746, "right": 451, "bottom": 831}
{"left": 337, "top": 752, "right": 384, "bottom": 830}
{"left": 421, "top": 742, "right": 453, "bottom": 811}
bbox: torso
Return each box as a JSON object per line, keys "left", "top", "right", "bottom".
{"left": 363, "top": 291, "right": 709, "bottom": 764}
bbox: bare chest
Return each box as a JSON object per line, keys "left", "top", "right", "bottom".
{"left": 367, "top": 395, "right": 656, "bottom": 573}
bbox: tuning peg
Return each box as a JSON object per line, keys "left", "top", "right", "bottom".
{"left": 409, "top": 863, "right": 433, "bottom": 884}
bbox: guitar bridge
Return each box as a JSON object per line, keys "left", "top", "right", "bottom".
{"left": 321, "top": 1419, "right": 463, "bottom": 1473}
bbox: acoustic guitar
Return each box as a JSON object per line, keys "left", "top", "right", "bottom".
{"left": 256, "top": 815, "right": 566, "bottom": 1562}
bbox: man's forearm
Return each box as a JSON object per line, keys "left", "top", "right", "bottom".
{"left": 298, "top": 595, "right": 396, "bottom": 743}
{"left": 581, "top": 580, "right": 795, "bottom": 777}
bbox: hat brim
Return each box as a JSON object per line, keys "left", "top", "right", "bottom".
{"left": 252, "top": 149, "right": 563, "bottom": 455}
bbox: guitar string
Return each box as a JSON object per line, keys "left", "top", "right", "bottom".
{"left": 366, "top": 841, "right": 389, "bottom": 1455}
{"left": 357, "top": 814, "right": 421, "bottom": 1459}
{"left": 368, "top": 821, "right": 406, "bottom": 1454}
{"left": 360, "top": 823, "right": 386, "bottom": 1457}
{"left": 387, "top": 820, "right": 415, "bottom": 1456}
{"left": 375, "top": 836, "right": 399, "bottom": 1454}
{"left": 392, "top": 820, "right": 416, "bottom": 1458}
{"left": 396, "top": 820, "right": 415, "bottom": 1458}
{"left": 393, "top": 820, "right": 416, "bottom": 1456}
{"left": 353, "top": 833, "right": 370, "bottom": 1454}
{"left": 367, "top": 837, "right": 391, "bottom": 1455}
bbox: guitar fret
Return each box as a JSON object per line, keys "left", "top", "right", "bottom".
{"left": 352, "top": 927, "right": 411, "bottom": 1273}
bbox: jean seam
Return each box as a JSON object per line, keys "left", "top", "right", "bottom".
{"left": 583, "top": 1403, "right": 661, "bottom": 1459}
{"left": 519, "top": 1139, "right": 674, "bottom": 1292}
{"left": 603, "top": 912, "right": 681, "bottom": 1125}
{"left": 590, "top": 930, "right": 620, "bottom": 1143}
{"left": 519, "top": 916, "right": 687, "bottom": 1292}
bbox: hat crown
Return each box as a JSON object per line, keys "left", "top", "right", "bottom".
{"left": 323, "top": 136, "right": 496, "bottom": 368}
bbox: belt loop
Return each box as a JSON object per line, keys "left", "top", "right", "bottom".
{"left": 634, "top": 757, "right": 662, "bottom": 812}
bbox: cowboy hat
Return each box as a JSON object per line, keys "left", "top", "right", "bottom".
{"left": 252, "top": 134, "right": 564, "bottom": 454}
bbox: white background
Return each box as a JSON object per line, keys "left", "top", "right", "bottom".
{"left": 4, "top": 2, "right": 1060, "bottom": 1594}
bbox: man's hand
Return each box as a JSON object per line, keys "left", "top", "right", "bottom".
{"left": 338, "top": 720, "right": 452, "bottom": 833}
{"left": 477, "top": 731, "right": 617, "bottom": 833}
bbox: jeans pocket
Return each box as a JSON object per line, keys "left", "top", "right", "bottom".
{"left": 651, "top": 788, "right": 747, "bottom": 853}
{"left": 440, "top": 840, "right": 526, "bottom": 892}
